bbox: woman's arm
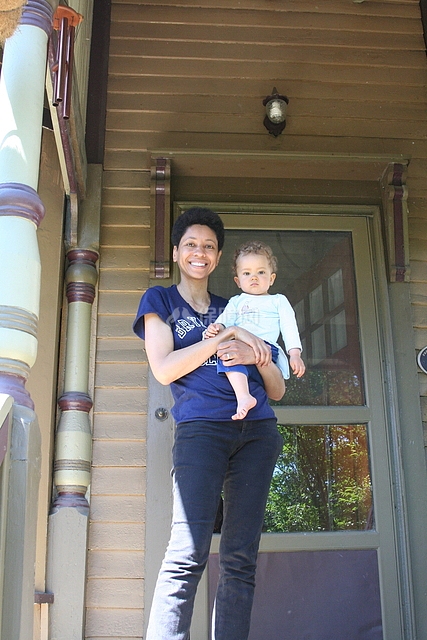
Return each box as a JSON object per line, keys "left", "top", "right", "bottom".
{"left": 257, "top": 361, "right": 286, "bottom": 400}
{"left": 144, "top": 314, "right": 272, "bottom": 385}
{"left": 145, "top": 313, "right": 225, "bottom": 384}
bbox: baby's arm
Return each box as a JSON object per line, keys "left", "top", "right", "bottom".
{"left": 203, "top": 322, "right": 225, "bottom": 339}
{"left": 276, "top": 294, "right": 306, "bottom": 378}
{"left": 289, "top": 348, "right": 305, "bottom": 378}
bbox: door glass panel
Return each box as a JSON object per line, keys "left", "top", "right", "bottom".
{"left": 208, "top": 549, "right": 383, "bottom": 640}
{"left": 209, "top": 229, "right": 364, "bottom": 406}
{"left": 264, "top": 424, "right": 373, "bottom": 533}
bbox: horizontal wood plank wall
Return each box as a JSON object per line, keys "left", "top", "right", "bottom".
{"left": 87, "top": 1, "right": 427, "bottom": 637}
{"left": 86, "top": 178, "right": 149, "bottom": 638}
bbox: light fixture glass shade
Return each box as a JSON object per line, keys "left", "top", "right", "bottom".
{"left": 266, "top": 98, "right": 287, "bottom": 123}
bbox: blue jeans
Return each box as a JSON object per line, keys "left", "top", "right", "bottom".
{"left": 146, "top": 418, "right": 283, "bottom": 640}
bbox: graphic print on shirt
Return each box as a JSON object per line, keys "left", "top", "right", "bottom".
{"left": 240, "top": 303, "right": 261, "bottom": 325}
{"left": 166, "top": 307, "right": 217, "bottom": 366}
{"left": 165, "top": 307, "right": 205, "bottom": 338}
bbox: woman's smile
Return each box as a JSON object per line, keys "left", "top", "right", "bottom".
{"left": 189, "top": 260, "right": 208, "bottom": 267}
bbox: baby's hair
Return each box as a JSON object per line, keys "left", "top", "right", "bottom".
{"left": 232, "top": 240, "right": 278, "bottom": 274}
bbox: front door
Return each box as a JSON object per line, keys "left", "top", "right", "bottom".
{"left": 146, "top": 204, "right": 408, "bottom": 640}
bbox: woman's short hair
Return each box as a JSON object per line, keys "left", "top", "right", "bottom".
{"left": 233, "top": 240, "right": 278, "bottom": 274}
{"left": 171, "top": 207, "right": 225, "bottom": 251}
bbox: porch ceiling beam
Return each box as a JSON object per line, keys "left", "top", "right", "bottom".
{"left": 149, "top": 150, "right": 410, "bottom": 182}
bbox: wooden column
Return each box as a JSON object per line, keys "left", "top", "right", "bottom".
{"left": 47, "top": 165, "right": 102, "bottom": 640}
{"left": 0, "top": 3, "right": 57, "bottom": 639}
{"left": 0, "top": 183, "right": 45, "bottom": 409}
{"left": 52, "top": 249, "right": 98, "bottom": 513}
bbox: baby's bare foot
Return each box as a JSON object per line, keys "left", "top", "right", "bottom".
{"left": 232, "top": 395, "right": 257, "bottom": 420}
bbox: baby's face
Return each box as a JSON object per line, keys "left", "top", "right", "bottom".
{"left": 234, "top": 253, "right": 276, "bottom": 295}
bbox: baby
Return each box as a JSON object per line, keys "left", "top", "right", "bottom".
{"left": 205, "top": 240, "right": 305, "bottom": 420}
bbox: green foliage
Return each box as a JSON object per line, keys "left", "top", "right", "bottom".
{"left": 272, "top": 369, "right": 364, "bottom": 407}
{"left": 264, "top": 424, "right": 373, "bottom": 533}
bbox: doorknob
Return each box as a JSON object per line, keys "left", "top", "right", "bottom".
{"left": 155, "top": 407, "right": 169, "bottom": 421}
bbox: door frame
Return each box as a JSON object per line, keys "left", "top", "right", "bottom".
{"left": 144, "top": 202, "right": 427, "bottom": 640}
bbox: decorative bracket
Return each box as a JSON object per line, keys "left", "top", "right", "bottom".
{"left": 51, "top": 6, "right": 83, "bottom": 120}
{"left": 150, "top": 157, "right": 171, "bottom": 278}
{"left": 380, "top": 162, "right": 410, "bottom": 283}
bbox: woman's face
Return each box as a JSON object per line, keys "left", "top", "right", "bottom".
{"left": 173, "top": 224, "right": 222, "bottom": 281}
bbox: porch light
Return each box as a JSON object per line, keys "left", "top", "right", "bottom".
{"left": 263, "top": 87, "right": 289, "bottom": 137}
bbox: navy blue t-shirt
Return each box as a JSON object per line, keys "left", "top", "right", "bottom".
{"left": 133, "top": 285, "right": 275, "bottom": 424}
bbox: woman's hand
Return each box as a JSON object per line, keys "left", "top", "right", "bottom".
{"left": 218, "top": 327, "right": 272, "bottom": 367}
{"left": 217, "top": 339, "right": 256, "bottom": 366}
{"left": 218, "top": 339, "right": 284, "bottom": 400}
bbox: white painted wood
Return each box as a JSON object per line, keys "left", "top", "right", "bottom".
{"left": 47, "top": 508, "right": 91, "bottom": 640}
{"left": 144, "top": 369, "right": 174, "bottom": 636}
{"left": 0, "top": 394, "right": 13, "bottom": 426}
{"left": 2, "top": 406, "right": 41, "bottom": 640}
{"left": 0, "top": 394, "right": 12, "bottom": 636}
{"left": 0, "top": 24, "right": 48, "bottom": 188}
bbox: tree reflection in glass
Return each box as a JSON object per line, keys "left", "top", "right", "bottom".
{"left": 264, "top": 424, "right": 373, "bottom": 533}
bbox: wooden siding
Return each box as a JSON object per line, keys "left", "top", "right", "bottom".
{"left": 87, "top": 1, "right": 427, "bottom": 637}
{"left": 87, "top": 205, "right": 148, "bottom": 636}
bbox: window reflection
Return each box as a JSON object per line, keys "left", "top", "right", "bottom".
{"left": 309, "top": 285, "right": 324, "bottom": 324}
{"left": 311, "top": 325, "right": 327, "bottom": 365}
{"left": 264, "top": 424, "right": 373, "bottom": 533}
{"left": 282, "top": 232, "right": 363, "bottom": 406}
{"left": 294, "top": 299, "right": 305, "bottom": 332}
{"left": 330, "top": 309, "right": 347, "bottom": 354}
{"left": 209, "top": 229, "right": 364, "bottom": 406}
{"left": 328, "top": 268, "right": 344, "bottom": 309}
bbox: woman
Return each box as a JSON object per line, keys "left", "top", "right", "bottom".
{"left": 133, "top": 207, "right": 284, "bottom": 640}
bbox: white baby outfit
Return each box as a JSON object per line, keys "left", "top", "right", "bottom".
{"left": 215, "top": 292, "right": 302, "bottom": 379}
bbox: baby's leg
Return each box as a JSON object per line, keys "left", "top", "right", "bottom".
{"left": 225, "top": 370, "right": 257, "bottom": 420}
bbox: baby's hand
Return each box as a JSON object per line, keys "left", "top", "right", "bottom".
{"left": 203, "top": 323, "right": 224, "bottom": 339}
{"left": 289, "top": 350, "right": 306, "bottom": 378}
